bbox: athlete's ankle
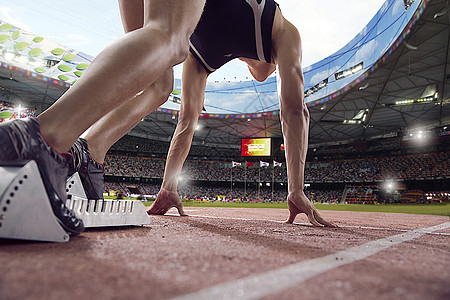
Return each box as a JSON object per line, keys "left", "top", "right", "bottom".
{"left": 37, "top": 116, "right": 74, "bottom": 153}
{"left": 83, "top": 138, "right": 106, "bottom": 165}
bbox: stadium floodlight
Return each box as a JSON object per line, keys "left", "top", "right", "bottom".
{"left": 388, "top": 94, "right": 438, "bottom": 107}
{"left": 305, "top": 78, "right": 328, "bottom": 97}
{"left": 406, "top": 127, "right": 431, "bottom": 145}
{"left": 335, "top": 62, "right": 363, "bottom": 81}
{"left": 404, "top": 0, "right": 416, "bottom": 10}
{"left": 383, "top": 180, "right": 396, "bottom": 193}
{"left": 434, "top": 7, "right": 448, "bottom": 18}
{"left": 359, "top": 82, "right": 369, "bottom": 90}
{"left": 404, "top": 42, "right": 418, "bottom": 51}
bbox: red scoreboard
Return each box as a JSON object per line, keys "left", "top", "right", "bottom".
{"left": 241, "top": 138, "right": 271, "bottom": 157}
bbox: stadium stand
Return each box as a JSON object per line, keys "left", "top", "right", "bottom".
{"left": 102, "top": 135, "right": 449, "bottom": 204}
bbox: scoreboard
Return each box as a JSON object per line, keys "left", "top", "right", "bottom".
{"left": 241, "top": 138, "right": 271, "bottom": 157}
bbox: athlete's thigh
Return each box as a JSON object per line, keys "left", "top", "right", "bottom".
{"left": 118, "top": 0, "right": 144, "bottom": 32}
{"left": 240, "top": 57, "right": 276, "bottom": 82}
{"left": 143, "top": 0, "right": 205, "bottom": 36}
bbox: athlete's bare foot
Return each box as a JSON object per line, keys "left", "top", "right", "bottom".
{"left": 147, "top": 188, "right": 188, "bottom": 216}
{"left": 284, "top": 191, "right": 337, "bottom": 227}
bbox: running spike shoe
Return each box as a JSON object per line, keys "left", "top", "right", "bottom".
{"left": 67, "top": 138, "right": 105, "bottom": 200}
{"left": 0, "top": 117, "right": 84, "bottom": 236}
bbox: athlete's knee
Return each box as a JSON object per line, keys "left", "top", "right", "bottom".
{"left": 165, "top": 34, "right": 190, "bottom": 65}
{"left": 141, "top": 24, "right": 190, "bottom": 66}
{"left": 166, "top": 27, "right": 191, "bottom": 65}
{"left": 302, "top": 103, "right": 310, "bottom": 121}
{"left": 251, "top": 65, "right": 275, "bottom": 82}
{"left": 155, "top": 69, "right": 175, "bottom": 99}
{"left": 177, "top": 115, "right": 198, "bottom": 134}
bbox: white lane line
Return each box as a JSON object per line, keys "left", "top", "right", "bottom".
{"left": 169, "top": 213, "right": 450, "bottom": 236}
{"left": 172, "top": 221, "right": 450, "bottom": 300}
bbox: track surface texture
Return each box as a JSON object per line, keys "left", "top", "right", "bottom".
{"left": 1, "top": 207, "right": 449, "bottom": 300}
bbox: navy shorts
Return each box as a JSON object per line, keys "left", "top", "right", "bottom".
{"left": 189, "top": 0, "right": 278, "bottom": 73}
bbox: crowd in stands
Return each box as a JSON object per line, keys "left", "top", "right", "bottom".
{"left": 307, "top": 190, "right": 342, "bottom": 204}
{"left": 105, "top": 156, "right": 165, "bottom": 178}
{"left": 103, "top": 181, "right": 344, "bottom": 204}
{"left": 345, "top": 185, "right": 378, "bottom": 204}
{"left": 109, "top": 135, "right": 240, "bottom": 159}
{"left": 103, "top": 179, "right": 449, "bottom": 204}
{"left": 101, "top": 134, "right": 449, "bottom": 204}
{"left": 104, "top": 151, "right": 450, "bottom": 183}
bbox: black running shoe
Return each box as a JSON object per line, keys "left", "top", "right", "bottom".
{"left": 67, "top": 138, "right": 105, "bottom": 200}
{"left": 0, "top": 117, "right": 84, "bottom": 236}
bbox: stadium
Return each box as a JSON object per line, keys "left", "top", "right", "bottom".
{"left": 0, "top": 0, "right": 449, "bottom": 299}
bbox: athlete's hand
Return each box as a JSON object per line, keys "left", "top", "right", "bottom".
{"left": 284, "top": 191, "right": 337, "bottom": 227}
{"left": 147, "top": 188, "right": 187, "bottom": 216}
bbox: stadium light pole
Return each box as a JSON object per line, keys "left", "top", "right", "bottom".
{"left": 258, "top": 167, "right": 261, "bottom": 200}
{"left": 272, "top": 164, "right": 275, "bottom": 201}
{"left": 244, "top": 161, "right": 247, "bottom": 202}
{"left": 230, "top": 163, "right": 233, "bottom": 200}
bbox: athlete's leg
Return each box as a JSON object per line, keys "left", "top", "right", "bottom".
{"left": 85, "top": 69, "right": 173, "bottom": 164}
{"left": 82, "top": 0, "right": 173, "bottom": 164}
{"left": 118, "top": 0, "right": 144, "bottom": 32}
{"left": 66, "top": 0, "right": 173, "bottom": 201}
{"left": 271, "top": 8, "right": 335, "bottom": 227}
{"left": 239, "top": 57, "right": 276, "bottom": 82}
{"left": 148, "top": 53, "right": 209, "bottom": 215}
{"left": 38, "top": 0, "right": 206, "bottom": 154}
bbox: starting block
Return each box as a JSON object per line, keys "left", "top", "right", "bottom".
{"left": 66, "top": 173, "right": 150, "bottom": 228}
{"left": 0, "top": 161, "right": 151, "bottom": 243}
{"left": 0, "top": 160, "right": 70, "bottom": 242}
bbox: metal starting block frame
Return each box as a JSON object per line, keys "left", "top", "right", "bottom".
{"left": 66, "top": 173, "right": 150, "bottom": 228}
{"left": 0, "top": 160, "right": 70, "bottom": 242}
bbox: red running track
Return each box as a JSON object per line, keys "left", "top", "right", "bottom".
{"left": 0, "top": 207, "right": 449, "bottom": 300}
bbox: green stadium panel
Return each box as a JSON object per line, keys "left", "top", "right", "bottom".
{"left": 0, "top": 34, "right": 9, "bottom": 43}
{"left": 29, "top": 48, "right": 43, "bottom": 57}
{"left": 14, "top": 42, "right": 29, "bottom": 51}
{"left": 32, "top": 36, "right": 44, "bottom": 43}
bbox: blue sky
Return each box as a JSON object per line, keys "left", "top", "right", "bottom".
{"left": 0, "top": 0, "right": 385, "bottom": 82}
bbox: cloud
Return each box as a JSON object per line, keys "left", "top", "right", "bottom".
{"left": 380, "top": 0, "right": 390, "bottom": 14}
{"left": 64, "top": 34, "right": 92, "bottom": 47}
{"left": 309, "top": 65, "right": 340, "bottom": 86}
{"left": 277, "top": 0, "right": 385, "bottom": 66}
{"left": 44, "top": 33, "right": 92, "bottom": 52}
{"left": 343, "top": 38, "right": 379, "bottom": 69}
{"left": 0, "top": 5, "right": 32, "bottom": 31}
{"left": 392, "top": 0, "right": 404, "bottom": 16}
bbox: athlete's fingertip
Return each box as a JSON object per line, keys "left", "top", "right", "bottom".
{"left": 307, "top": 214, "right": 323, "bottom": 227}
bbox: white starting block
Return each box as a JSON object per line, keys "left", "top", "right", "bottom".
{"left": 0, "top": 161, "right": 151, "bottom": 243}
{"left": 66, "top": 173, "right": 150, "bottom": 228}
{"left": 0, "top": 160, "right": 70, "bottom": 242}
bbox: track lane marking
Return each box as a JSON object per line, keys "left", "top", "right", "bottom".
{"left": 171, "top": 221, "right": 450, "bottom": 300}
{"left": 164, "top": 213, "right": 450, "bottom": 236}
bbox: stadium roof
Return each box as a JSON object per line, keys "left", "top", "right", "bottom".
{"left": 0, "top": 0, "right": 449, "bottom": 148}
